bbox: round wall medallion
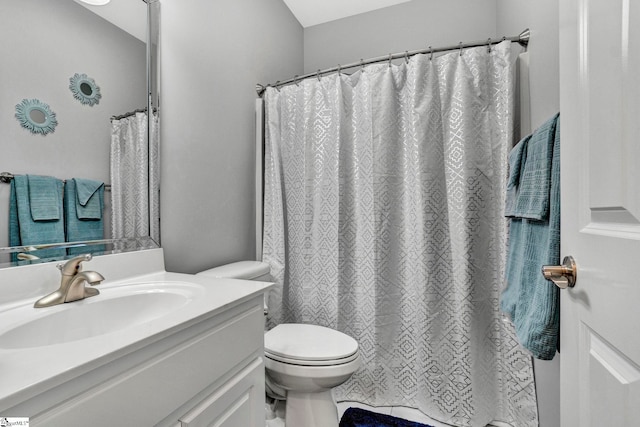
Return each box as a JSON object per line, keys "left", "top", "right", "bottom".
{"left": 15, "top": 98, "right": 58, "bottom": 135}
{"left": 69, "top": 73, "right": 102, "bottom": 106}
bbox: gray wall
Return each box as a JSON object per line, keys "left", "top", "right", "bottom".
{"left": 497, "top": 2, "right": 560, "bottom": 427}
{"left": 497, "top": 0, "right": 560, "bottom": 131}
{"left": 304, "top": 0, "right": 497, "bottom": 75}
{"left": 0, "top": 0, "right": 146, "bottom": 251}
{"left": 159, "top": 0, "right": 303, "bottom": 273}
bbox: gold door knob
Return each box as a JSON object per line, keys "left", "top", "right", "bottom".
{"left": 542, "top": 256, "right": 577, "bottom": 289}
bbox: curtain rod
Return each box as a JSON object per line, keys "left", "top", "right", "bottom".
{"left": 0, "top": 172, "right": 111, "bottom": 191}
{"left": 111, "top": 107, "right": 158, "bottom": 121}
{"left": 110, "top": 107, "right": 149, "bottom": 121}
{"left": 256, "top": 28, "right": 530, "bottom": 97}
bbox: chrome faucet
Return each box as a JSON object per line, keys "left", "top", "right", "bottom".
{"left": 34, "top": 254, "right": 105, "bottom": 308}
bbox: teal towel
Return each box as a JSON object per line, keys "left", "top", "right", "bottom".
{"left": 74, "top": 178, "right": 104, "bottom": 219}
{"left": 9, "top": 175, "right": 65, "bottom": 261}
{"left": 28, "top": 175, "right": 62, "bottom": 220}
{"left": 64, "top": 178, "right": 105, "bottom": 256}
{"left": 505, "top": 115, "right": 558, "bottom": 220}
{"left": 504, "top": 134, "right": 531, "bottom": 217}
{"left": 9, "top": 181, "right": 19, "bottom": 248}
{"left": 500, "top": 114, "right": 560, "bottom": 360}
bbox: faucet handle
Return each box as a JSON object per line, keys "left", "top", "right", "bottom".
{"left": 57, "top": 254, "right": 93, "bottom": 276}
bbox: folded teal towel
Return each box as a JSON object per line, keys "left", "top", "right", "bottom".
{"left": 505, "top": 114, "right": 558, "bottom": 220}
{"left": 74, "top": 178, "right": 104, "bottom": 219}
{"left": 28, "top": 175, "right": 62, "bottom": 221}
{"left": 9, "top": 175, "right": 65, "bottom": 261}
{"left": 64, "top": 178, "right": 105, "bottom": 255}
{"left": 9, "top": 181, "right": 19, "bottom": 248}
{"left": 504, "top": 134, "right": 531, "bottom": 216}
{"left": 500, "top": 114, "right": 560, "bottom": 360}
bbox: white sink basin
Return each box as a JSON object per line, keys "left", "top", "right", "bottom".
{"left": 0, "top": 282, "right": 203, "bottom": 349}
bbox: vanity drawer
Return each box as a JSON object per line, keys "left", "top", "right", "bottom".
{"left": 32, "top": 302, "right": 264, "bottom": 426}
{"left": 178, "top": 356, "right": 264, "bottom": 427}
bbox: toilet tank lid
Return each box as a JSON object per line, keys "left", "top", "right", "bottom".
{"left": 196, "top": 261, "right": 270, "bottom": 280}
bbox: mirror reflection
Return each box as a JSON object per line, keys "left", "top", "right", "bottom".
{"left": 29, "top": 110, "right": 47, "bottom": 124}
{"left": 0, "top": 0, "right": 159, "bottom": 267}
{"left": 80, "top": 83, "right": 93, "bottom": 96}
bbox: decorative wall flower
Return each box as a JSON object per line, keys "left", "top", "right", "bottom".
{"left": 15, "top": 98, "right": 58, "bottom": 135}
{"left": 69, "top": 73, "right": 102, "bottom": 106}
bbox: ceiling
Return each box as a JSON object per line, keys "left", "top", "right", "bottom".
{"left": 74, "top": 0, "right": 412, "bottom": 38}
{"left": 282, "top": 0, "right": 412, "bottom": 28}
{"left": 73, "top": 0, "right": 146, "bottom": 41}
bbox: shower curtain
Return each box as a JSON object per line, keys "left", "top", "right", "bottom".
{"left": 110, "top": 111, "right": 160, "bottom": 244}
{"left": 262, "top": 41, "right": 537, "bottom": 427}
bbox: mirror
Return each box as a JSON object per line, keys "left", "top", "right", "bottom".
{"left": 29, "top": 110, "right": 47, "bottom": 124}
{"left": 14, "top": 98, "right": 59, "bottom": 135}
{"left": 0, "top": 0, "right": 160, "bottom": 267}
{"left": 69, "top": 72, "right": 102, "bottom": 106}
{"left": 69, "top": 73, "right": 102, "bottom": 107}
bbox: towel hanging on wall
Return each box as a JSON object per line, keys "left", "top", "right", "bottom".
{"left": 500, "top": 113, "right": 561, "bottom": 360}
{"left": 64, "top": 178, "right": 105, "bottom": 255}
{"left": 9, "top": 175, "right": 66, "bottom": 261}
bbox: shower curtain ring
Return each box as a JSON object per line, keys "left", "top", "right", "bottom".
{"left": 404, "top": 51, "right": 409, "bottom": 64}
{"left": 360, "top": 59, "right": 365, "bottom": 71}
{"left": 275, "top": 81, "right": 281, "bottom": 92}
{"left": 459, "top": 42, "right": 464, "bottom": 56}
{"left": 317, "top": 70, "right": 321, "bottom": 81}
{"left": 294, "top": 75, "right": 300, "bottom": 86}
{"left": 337, "top": 64, "right": 342, "bottom": 75}
{"left": 388, "top": 53, "right": 393, "bottom": 68}
{"left": 429, "top": 46, "right": 434, "bottom": 61}
{"left": 487, "top": 38, "right": 492, "bottom": 53}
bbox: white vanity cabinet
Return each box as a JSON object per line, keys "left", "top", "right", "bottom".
{"left": 13, "top": 296, "right": 266, "bottom": 427}
{"left": 0, "top": 249, "right": 271, "bottom": 427}
{"left": 176, "top": 356, "right": 264, "bottom": 426}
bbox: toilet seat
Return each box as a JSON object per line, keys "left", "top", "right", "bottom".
{"left": 264, "top": 324, "right": 358, "bottom": 366}
{"left": 265, "top": 349, "right": 359, "bottom": 366}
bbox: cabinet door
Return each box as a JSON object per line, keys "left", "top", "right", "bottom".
{"left": 179, "top": 357, "right": 265, "bottom": 427}
{"left": 30, "top": 304, "right": 264, "bottom": 427}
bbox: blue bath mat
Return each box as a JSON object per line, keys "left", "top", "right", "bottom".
{"left": 339, "top": 407, "right": 435, "bottom": 427}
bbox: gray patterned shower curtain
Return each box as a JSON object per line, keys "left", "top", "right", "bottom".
{"left": 110, "top": 111, "right": 160, "bottom": 244}
{"left": 262, "top": 41, "right": 537, "bottom": 427}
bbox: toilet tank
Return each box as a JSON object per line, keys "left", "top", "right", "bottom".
{"left": 196, "top": 261, "right": 271, "bottom": 281}
{"left": 197, "top": 261, "right": 272, "bottom": 315}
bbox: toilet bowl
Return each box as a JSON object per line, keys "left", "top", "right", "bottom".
{"left": 197, "top": 261, "right": 360, "bottom": 427}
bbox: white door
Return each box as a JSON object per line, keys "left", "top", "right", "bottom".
{"left": 560, "top": 0, "right": 640, "bottom": 425}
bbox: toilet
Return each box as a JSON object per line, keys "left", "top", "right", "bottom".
{"left": 197, "top": 261, "right": 360, "bottom": 427}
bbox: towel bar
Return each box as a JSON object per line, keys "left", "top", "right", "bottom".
{"left": 0, "top": 172, "right": 111, "bottom": 191}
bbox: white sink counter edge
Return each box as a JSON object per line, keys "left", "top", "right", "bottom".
{"left": 0, "top": 248, "right": 273, "bottom": 410}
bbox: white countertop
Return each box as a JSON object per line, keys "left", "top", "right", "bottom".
{"left": 0, "top": 249, "right": 272, "bottom": 411}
